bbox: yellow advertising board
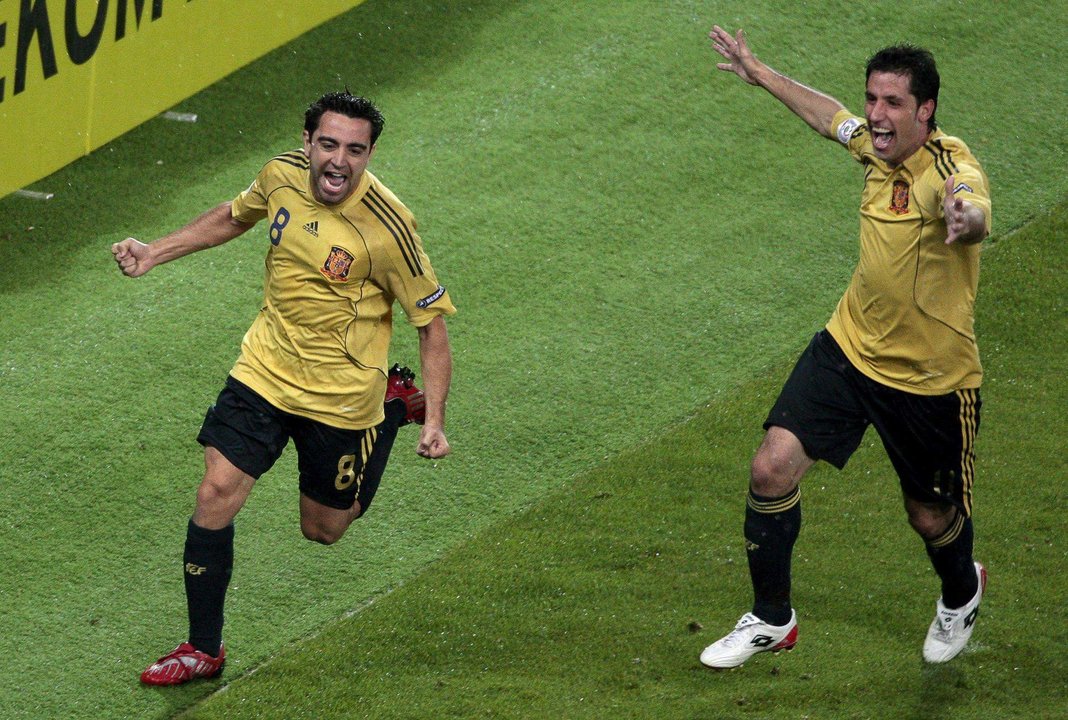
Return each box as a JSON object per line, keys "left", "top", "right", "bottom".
{"left": 0, "top": 0, "right": 366, "bottom": 198}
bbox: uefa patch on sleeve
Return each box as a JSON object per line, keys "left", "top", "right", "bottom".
{"left": 416, "top": 285, "right": 447, "bottom": 308}
{"left": 836, "top": 117, "right": 863, "bottom": 145}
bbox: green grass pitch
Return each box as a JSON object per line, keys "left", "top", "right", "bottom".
{"left": 0, "top": 1, "right": 1064, "bottom": 718}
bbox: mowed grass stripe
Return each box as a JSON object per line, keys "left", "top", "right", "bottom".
{"left": 187, "top": 202, "right": 1067, "bottom": 719}
{"left": 0, "top": 1, "right": 1065, "bottom": 719}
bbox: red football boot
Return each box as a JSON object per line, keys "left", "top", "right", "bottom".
{"left": 385, "top": 364, "right": 425, "bottom": 426}
{"left": 140, "top": 642, "right": 225, "bottom": 686}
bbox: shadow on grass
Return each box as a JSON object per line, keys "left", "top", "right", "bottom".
{"left": 0, "top": 0, "right": 527, "bottom": 297}
{"left": 908, "top": 662, "right": 971, "bottom": 720}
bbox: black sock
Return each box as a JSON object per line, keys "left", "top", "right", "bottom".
{"left": 183, "top": 519, "right": 234, "bottom": 656}
{"left": 745, "top": 487, "right": 801, "bottom": 626}
{"left": 925, "top": 511, "right": 977, "bottom": 608}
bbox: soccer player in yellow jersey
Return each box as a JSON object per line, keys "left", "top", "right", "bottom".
{"left": 699, "top": 28, "right": 991, "bottom": 669}
{"left": 112, "top": 92, "right": 456, "bottom": 685}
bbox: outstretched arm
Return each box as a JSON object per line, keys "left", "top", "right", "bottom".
{"left": 415, "top": 315, "right": 453, "bottom": 459}
{"left": 709, "top": 26, "right": 845, "bottom": 139}
{"left": 111, "top": 202, "right": 253, "bottom": 277}
{"left": 943, "top": 175, "right": 988, "bottom": 245}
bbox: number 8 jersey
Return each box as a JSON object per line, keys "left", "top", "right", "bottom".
{"left": 227, "top": 150, "right": 456, "bottom": 430}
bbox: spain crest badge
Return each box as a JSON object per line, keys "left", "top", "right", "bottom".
{"left": 320, "top": 246, "right": 355, "bottom": 281}
{"left": 889, "top": 180, "right": 911, "bottom": 215}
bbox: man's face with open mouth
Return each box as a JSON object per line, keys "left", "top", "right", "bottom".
{"left": 864, "top": 71, "right": 934, "bottom": 168}
{"left": 304, "top": 111, "right": 375, "bottom": 205}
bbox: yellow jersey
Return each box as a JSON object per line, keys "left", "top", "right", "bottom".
{"left": 825, "top": 109, "right": 991, "bottom": 395}
{"left": 228, "top": 151, "right": 456, "bottom": 429}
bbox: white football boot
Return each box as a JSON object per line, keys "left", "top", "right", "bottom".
{"left": 700, "top": 610, "right": 798, "bottom": 669}
{"left": 923, "top": 562, "right": 987, "bottom": 663}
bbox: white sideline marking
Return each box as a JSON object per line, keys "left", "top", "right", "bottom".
{"left": 204, "top": 582, "right": 404, "bottom": 698}
{"left": 14, "top": 189, "right": 54, "bottom": 200}
{"left": 162, "top": 111, "right": 199, "bottom": 123}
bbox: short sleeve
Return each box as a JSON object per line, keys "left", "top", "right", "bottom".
{"left": 938, "top": 161, "right": 992, "bottom": 234}
{"left": 831, "top": 109, "right": 870, "bottom": 163}
{"left": 231, "top": 175, "right": 269, "bottom": 224}
{"left": 385, "top": 230, "right": 457, "bottom": 326}
{"left": 368, "top": 205, "right": 457, "bottom": 326}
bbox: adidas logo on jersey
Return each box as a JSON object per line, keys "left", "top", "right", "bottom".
{"left": 302, "top": 221, "right": 319, "bottom": 237}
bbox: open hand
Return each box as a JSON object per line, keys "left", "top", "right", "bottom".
{"left": 709, "top": 26, "right": 761, "bottom": 85}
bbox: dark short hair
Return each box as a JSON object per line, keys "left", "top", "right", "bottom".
{"left": 304, "top": 92, "right": 385, "bottom": 145}
{"left": 866, "top": 45, "right": 939, "bottom": 130}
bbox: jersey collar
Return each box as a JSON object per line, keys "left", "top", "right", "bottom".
{"left": 897, "top": 128, "right": 945, "bottom": 177}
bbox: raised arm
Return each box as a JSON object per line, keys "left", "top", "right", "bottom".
{"left": 415, "top": 315, "right": 453, "bottom": 459}
{"left": 111, "top": 202, "right": 253, "bottom": 277}
{"left": 709, "top": 26, "right": 845, "bottom": 139}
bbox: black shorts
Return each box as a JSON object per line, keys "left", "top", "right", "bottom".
{"left": 196, "top": 377, "right": 401, "bottom": 512}
{"left": 765, "top": 330, "right": 981, "bottom": 515}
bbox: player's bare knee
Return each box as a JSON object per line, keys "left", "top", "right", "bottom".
{"left": 306, "top": 530, "right": 339, "bottom": 545}
{"left": 749, "top": 454, "right": 796, "bottom": 497}
{"left": 300, "top": 515, "right": 358, "bottom": 545}
{"left": 906, "top": 502, "right": 956, "bottom": 540}
{"left": 749, "top": 428, "right": 809, "bottom": 496}
{"left": 300, "top": 521, "right": 343, "bottom": 545}
{"left": 195, "top": 476, "right": 232, "bottom": 509}
{"left": 299, "top": 498, "right": 362, "bottom": 545}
